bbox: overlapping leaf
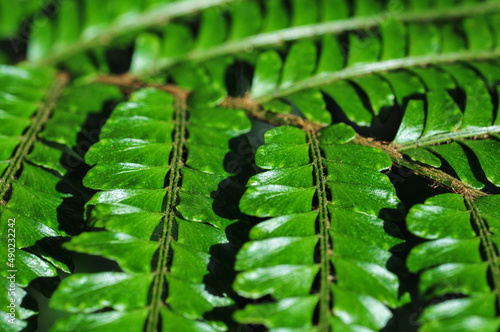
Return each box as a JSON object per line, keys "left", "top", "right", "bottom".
{"left": 233, "top": 124, "right": 406, "bottom": 330}
{"left": 407, "top": 193, "right": 500, "bottom": 331}
{"left": 0, "top": 65, "right": 121, "bottom": 331}
{"left": 49, "top": 88, "right": 251, "bottom": 331}
{"left": 393, "top": 63, "right": 500, "bottom": 190}
{"left": 0, "top": 65, "right": 55, "bottom": 332}
{"left": 0, "top": 0, "right": 54, "bottom": 64}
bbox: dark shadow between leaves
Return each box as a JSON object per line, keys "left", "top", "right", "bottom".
{"left": 377, "top": 205, "right": 416, "bottom": 332}
{"left": 201, "top": 134, "right": 258, "bottom": 329}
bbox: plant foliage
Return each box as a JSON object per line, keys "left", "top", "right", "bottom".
{"left": 234, "top": 124, "right": 405, "bottom": 330}
{"left": 0, "top": 0, "right": 499, "bottom": 331}
{"left": 407, "top": 193, "right": 500, "bottom": 331}
{"left": 49, "top": 88, "right": 251, "bottom": 331}
{"left": 0, "top": 66, "right": 120, "bottom": 331}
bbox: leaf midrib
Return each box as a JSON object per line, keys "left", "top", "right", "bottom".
{"left": 0, "top": 74, "right": 68, "bottom": 204}
{"left": 307, "top": 129, "right": 331, "bottom": 330}
{"left": 397, "top": 125, "right": 500, "bottom": 151}
{"left": 146, "top": 96, "right": 187, "bottom": 332}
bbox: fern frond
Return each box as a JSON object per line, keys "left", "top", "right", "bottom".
{"left": 129, "top": 0, "right": 500, "bottom": 77}
{"left": 49, "top": 88, "right": 251, "bottom": 331}
{"left": 113, "top": 0, "right": 500, "bottom": 133}
{"left": 407, "top": 193, "right": 500, "bottom": 331}
{"left": 0, "top": 65, "right": 121, "bottom": 330}
{"left": 0, "top": 0, "right": 53, "bottom": 64}
{"left": 248, "top": 50, "right": 498, "bottom": 128}
{"left": 27, "top": 0, "right": 238, "bottom": 68}
{"left": 233, "top": 124, "right": 405, "bottom": 330}
{"left": 2, "top": 1, "right": 499, "bottom": 330}
{"left": 221, "top": 57, "right": 500, "bottom": 196}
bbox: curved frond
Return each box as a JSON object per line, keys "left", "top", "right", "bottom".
{"left": 107, "top": 0, "right": 500, "bottom": 133}
{"left": 49, "top": 88, "right": 251, "bottom": 331}
{"left": 130, "top": 0, "right": 500, "bottom": 76}
{"left": 27, "top": 0, "right": 238, "bottom": 68}
{"left": 233, "top": 124, "right": 406, "bottom": 330}
{"left": 407, "top": 193, "right": 500, "bottom": 331}
{"left": 0, "top": 65, "right": 121, "bottom": 330}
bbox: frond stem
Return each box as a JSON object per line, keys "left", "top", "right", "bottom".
{"left": 307, "top": 129, "right": 331, "bottom": 330}
{"left": 352, "top": 135, "right": 487, "bottom": 198}
{"left": 397, "top": 126, "right": 500, "bottom": 151}
{"left": 146, "top": 95, "right": 187, "bottom": 332}
{"left": 93, "top": 75, "right": 490, "bottom": 199}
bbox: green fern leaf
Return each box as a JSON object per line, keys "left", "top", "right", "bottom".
{"left": 1, "top": 1, "right": 500, "bottom": 331}
{"left": 27, "top": 0, "right": 238, "bottom": 68}
{"left": 119, "top": 0, "right": 500, "bottom": 125}
{"left": 129, "top": 0, "right": 500, "bottom": 77}
{"left": 49, "top": 88, "right": 251, "bottom": 331}
{"left": 248, "top": 39, "right": 498, "bottom": 128}
{"left": 407, "top": 193, "right": 500, "bottom": 331}
{"left": 0, "top": 0, "right": 52, "bottom": 63}
{"left": 233, "top": 123, "right": 406, "bottom": 330}
{"left": 0, "top": 65, "right": 120, "bottom": 331}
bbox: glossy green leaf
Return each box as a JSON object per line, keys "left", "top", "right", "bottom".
{"left": 27, "top": 0, "right": 236, "bottom": 67}
{"left": 234, "top": 124, "right": 404, "bottom": 330}
{"left": 394, "top": 64, "right": 500, "bottom": 189}
{"left": 4, "top": 2, "right": 500, "bottom": 332}
{"left": 0, "top": 65, "right": 120, "bottom": 329}
{"left": 50, "top": 87, "right": 251, "bottom": 330}
{"left": 407, "top": 193, "right": 500, "bottom": 329}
